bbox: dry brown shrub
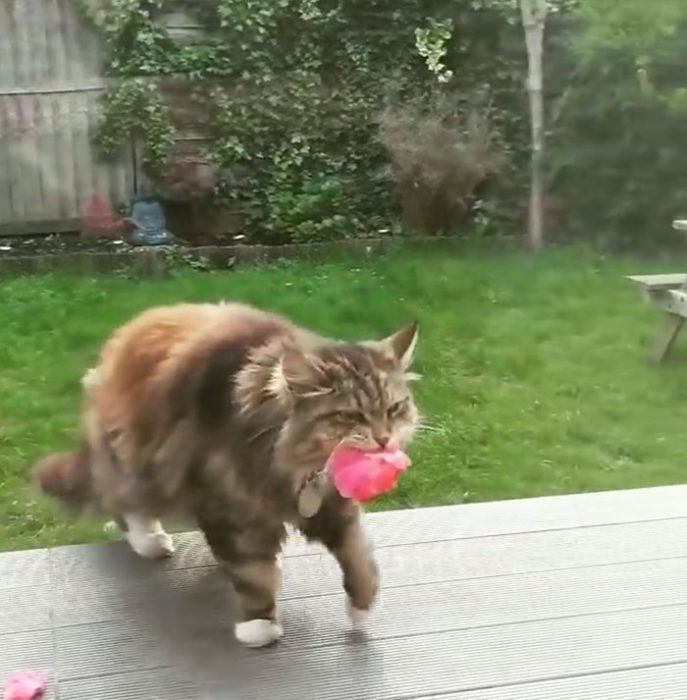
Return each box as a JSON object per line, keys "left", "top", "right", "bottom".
{"left": 378, "top": 95, "right": 505, "bottom": 234}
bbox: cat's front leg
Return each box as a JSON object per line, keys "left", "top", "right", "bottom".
{"left": 301, "top": 494, "right": 379, "bottom": 622}
{"left": 114, "top": 514, "right": 176, "bottom": 559}
{"left": 198, "top": 514, "right": 285, "bottom": 648}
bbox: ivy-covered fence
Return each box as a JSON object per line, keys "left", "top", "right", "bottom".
{"left": 4, "top": 0, "right": 683, "bottom": 249}
{"left": 73, "top": 0, "right": 532, "bottom": 245}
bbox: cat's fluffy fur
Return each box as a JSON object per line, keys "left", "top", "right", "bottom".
{"left": 34, "top": 302, "right": 419, "bottom": 647}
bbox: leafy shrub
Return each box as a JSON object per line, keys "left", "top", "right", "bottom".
{"left": 547, "top": 1, "right": 687, "bottom": 248}
{"left": 258, "top": 177, "right": 356, "bottom": 244}
{"left": 378, "top": 95, "right": 505, "bottom": 235}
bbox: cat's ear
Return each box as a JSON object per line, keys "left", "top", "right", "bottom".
{"left": 270, "top": 347, "right": 326, "bottom": 399}
{"left": 380, "top": 322, "right": 419, "bottom": 369}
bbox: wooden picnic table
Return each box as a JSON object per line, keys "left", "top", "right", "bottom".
{"left": 627, "top": 219, "right": 687, "bottom": 361}
{"left": 4, "top": 485, "right": 687, "bottom": 698}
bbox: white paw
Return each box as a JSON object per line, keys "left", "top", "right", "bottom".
{"left": 346, "top": 598, "right": 370, "bottom": 624}
{"left": 235, "top": 619, "right": 283, "bottom": 648}
{"left": 81, "top": 367, "right": 100, "bottom": 389}
{"left": 126, "top": 530, "right": 175, "bottom": 559}
{"left": 103, "top": 519, "right": 119, "bottom": 535}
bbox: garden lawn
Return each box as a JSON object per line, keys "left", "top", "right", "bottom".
{"left": 2, "top": 245, "right": 687, "bottom": 551}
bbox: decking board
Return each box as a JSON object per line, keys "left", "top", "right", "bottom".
{"left": 2, "top": 486, "right": 687, "bottom": 699}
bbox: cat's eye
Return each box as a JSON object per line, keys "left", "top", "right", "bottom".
{"left": 388, "top": 400, "right": 408, "bottom": 417}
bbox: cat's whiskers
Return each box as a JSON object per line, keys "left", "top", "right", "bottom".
{"left": 415, "top": 422, "right": 444, "bottom": 434}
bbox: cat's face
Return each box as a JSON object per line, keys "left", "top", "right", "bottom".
{"left": 280, "top": 324, "right": 419, "bottom": 461}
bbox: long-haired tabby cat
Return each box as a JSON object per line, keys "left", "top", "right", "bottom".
{"left": 34, "top": 302, "right": 419, "bottom": 648}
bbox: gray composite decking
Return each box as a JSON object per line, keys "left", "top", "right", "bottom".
{"left": 4, "top": 486, "right": 687, "bottom": 699}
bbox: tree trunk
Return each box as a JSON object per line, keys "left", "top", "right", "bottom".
{"left": 520, "top": 0, "right": 548, "bottom": 251}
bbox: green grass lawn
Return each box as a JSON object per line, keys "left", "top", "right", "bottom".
{"left": 2, "top": 245, "right": 687, "bottom": 551}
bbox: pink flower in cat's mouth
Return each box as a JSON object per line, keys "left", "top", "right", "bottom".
{"left": 327, "top": 443, "right": 411, "bottom": 502}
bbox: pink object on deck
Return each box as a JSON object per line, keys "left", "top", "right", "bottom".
{"left": 3, "top": 671, "right": 46, "bottom": 700}
{"left": 327, "top": 444, "right": 411, "bottom": 502}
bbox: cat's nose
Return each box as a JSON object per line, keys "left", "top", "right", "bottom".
{"left": 375, "top": 435, "right": 390, "bottom": 448}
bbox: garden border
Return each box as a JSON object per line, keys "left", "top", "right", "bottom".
{"left": 0, "top": 236, "right": 526, "bottom": 276}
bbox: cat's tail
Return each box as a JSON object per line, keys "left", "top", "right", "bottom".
{"left": 33, "top": 444, "right": 93, "bottom": 509}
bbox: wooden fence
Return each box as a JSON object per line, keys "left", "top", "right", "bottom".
{"left": 0, "top": 0, "right": 137, "bottom": 236}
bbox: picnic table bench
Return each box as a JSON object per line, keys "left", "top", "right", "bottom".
{"left": 627, "top": 219, "right": 687, "bottom": 362}
{"left": 5, "top": 485, "right": 687, "bottom": 699}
